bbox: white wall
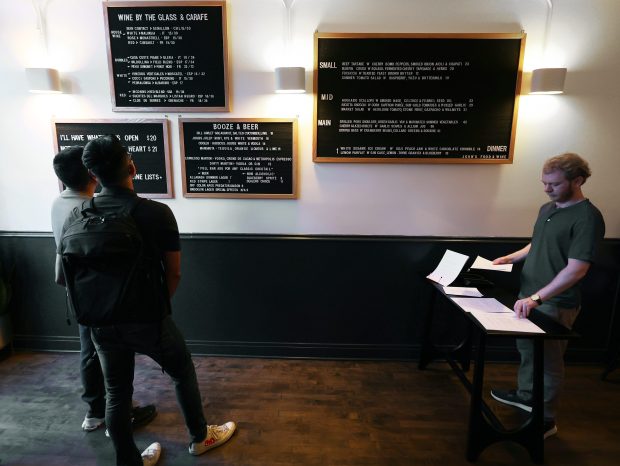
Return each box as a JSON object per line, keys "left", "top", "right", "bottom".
{"left": 1, "top": 0, "right": 618, "bottom": 237}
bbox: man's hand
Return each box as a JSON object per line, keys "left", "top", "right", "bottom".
{"left": 163, "top": 251, "right": 181, "bottom": 297}
{"left": 54, "top": 254, "right": 65, "bottom": 286}
{"left": 492, "top": 243, "right": 531, "bottom": 266}
{"left": 493, "top": 256, "right": 512, "bottom": 265}
{"left": 513, "top": 297, "right": 539, "bottom": 318}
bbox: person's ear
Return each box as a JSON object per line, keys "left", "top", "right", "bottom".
{"left": 128, "top": 160, "right": 137, "bottom": 177}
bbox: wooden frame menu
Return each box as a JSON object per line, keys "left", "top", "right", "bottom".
{"left": 52, "top": 119, "right": 173, "bottom": 198}
{"left": 314, "top": 32, "right": 526, "bottom": 163}
{"left": 180, "top": 118, "right": 298, "bottom": 199}
{"left": 103, "top": 1, "right": 229, "bottom": 112}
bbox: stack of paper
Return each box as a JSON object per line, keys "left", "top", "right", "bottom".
{"left": 449, "top": 297, "right": 544, "bottom": 333}
{"left": 443, "top": 286, "right": 483, "bottom": 297}
{"left": 471, "top": 255, "right": 513, "bottom": 272}
{"left": 469, "top": 311, "right": 545, "bottom": 334}
{"left": 450, "top": 297, "right": 512, "bottom": 313}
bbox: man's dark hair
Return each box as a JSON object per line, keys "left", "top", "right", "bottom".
{"left": 82, "top": 134, "right": 129, "bottom": 186}
{"left": 53, "top": 146, "right": 90, "bottom": 190}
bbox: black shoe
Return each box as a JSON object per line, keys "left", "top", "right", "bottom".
{"left": 490, "top": 389, "right": 533, "bottom": 413}
{"left": 544, "top": 419, "right": 557, "bottom": 439}
{"left": 105, "top": 404, "right": 157, "bottom": 438}
{"left": 132, "top": 404, "right": 157, "bottom": 428}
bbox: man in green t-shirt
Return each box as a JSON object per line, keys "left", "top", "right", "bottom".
{"left": 490, "top": 153, "right": 605, "bottom": 439}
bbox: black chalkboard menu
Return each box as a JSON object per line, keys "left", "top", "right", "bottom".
{"left": 314, "top": 33, "right": 525, "bottom": 163}
{"left": 180, "top": 119, "right": 297, "bottom": 198}
{"left": 103, "top": 1, "right": 229, "bottom": 112}
{"left": 52, "top": 119, "right": 173, "bottom": 198}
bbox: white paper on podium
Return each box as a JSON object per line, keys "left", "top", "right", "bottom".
{"left": 469, "top": 311, "right": 545, "bottom": 333}
{"left": 426, "top": 250, "right": 469, "bottom": 286}
{"left": 442, "top": 286, "right": 483, "bottom": 297}
{"left": 471, "top": 255, "right": 513, "bottom": 272}
{"left": 450, "top": 297, "right": 513, "bottom": 313}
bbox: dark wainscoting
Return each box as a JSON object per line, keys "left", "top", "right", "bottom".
{"left": 1, "top": 232, "right": 619, "bottom": 362}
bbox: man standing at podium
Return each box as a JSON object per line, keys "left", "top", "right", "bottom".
{"left": 490, "top": 153, "right": 605, "bottom": 439}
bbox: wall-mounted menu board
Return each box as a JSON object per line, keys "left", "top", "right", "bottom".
{"left": 103, "top": 1, "right": 229, "bottom": 112}
{"left": 180, "top": 119, "right": 297, "bottom": 198}
{"left": 314, "top": 32, "right": 525, "bottom": 163}
{"left": 52, "top": 119, "right": 173, "bottom": 198}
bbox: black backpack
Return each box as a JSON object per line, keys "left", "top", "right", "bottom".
{"left": 59, "top": 197, "right": 170, "bottom": 326}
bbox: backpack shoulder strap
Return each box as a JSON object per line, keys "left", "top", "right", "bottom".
{"left": 79, "top": 197, "right": 98, "bottom": 218}
{"left": 124, "top": 195, "right": 144, "bottom": 215}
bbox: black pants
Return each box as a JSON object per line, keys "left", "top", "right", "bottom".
{"left": 79, "top": 324, "right": 106, "bottom": 418}
{"left": 91, "top": 316, "right": 207, "bottom": 466}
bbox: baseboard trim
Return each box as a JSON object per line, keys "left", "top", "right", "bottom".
{"left": 13, "top": 335, "right": 604, "bottom": 362}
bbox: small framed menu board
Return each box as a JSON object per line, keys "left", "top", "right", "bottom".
{"left": 52, "top": 119, "right": 173, "bottom": 198}
{"left": 314, "top": 32, "right": 525, "bottom": 163}
{"left": 103, "top": 1, "right": 229, "bottom": 112}
{"left": 180, "top": 119, "right": 297, "bottom": 198}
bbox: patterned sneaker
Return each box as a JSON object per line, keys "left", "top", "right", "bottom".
{"left": 141, "top": 442, "right": 161, "bottom": 466}
{"left": 81, "top": 415, "right": 105, "bottom": 432}
{"left": 188, "top": 422, "right": 236, "bottom": 456}
{"left": 544, "top": 420, "right": 558, "bottom": 439}
{"left": 490, "top": 389, "right": 533, "bottom": 413}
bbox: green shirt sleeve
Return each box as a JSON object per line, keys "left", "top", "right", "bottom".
{"left": 567, "top": 206, "right": 605, "bottom": 263}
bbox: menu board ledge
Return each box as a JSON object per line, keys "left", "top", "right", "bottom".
{"left": 313, "top": 157, "right": 514, "bottom": 164}
{"left": 315, "top": 32, "right": 525, "bottom": 39}
{"left": 112, "top": 105, "right": 230, "bottom": 113}
{"left": 184, "top": 193, "right": 298, "bottom": 199}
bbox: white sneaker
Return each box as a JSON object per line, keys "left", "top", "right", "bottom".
{"left": 544, "top": 420, "right": 558, "bottom": 439}
{"left": 141, "top": 442, "right": 161, "bottom": 466}
{"left": 188, "top": 422, "right": 236, "bottom": 456}
{"left": 81, "top": 415, "right": 105, "bottom": 432}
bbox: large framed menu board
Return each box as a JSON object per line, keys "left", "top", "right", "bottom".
{"left": 180, "top": 119, "right": 297, "bottom": 198}
{"left": 53, "top": 119, "right": 173, "bottom": 198}
{"left": 103, "top": 1, "right": 229, "bottom": 112}
{"left": 314, "top": 33, "right": 525, "bottom": 163}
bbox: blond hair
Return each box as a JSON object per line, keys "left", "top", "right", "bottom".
{"left": 543, "top": 153, "right": 591, "bottom": 183}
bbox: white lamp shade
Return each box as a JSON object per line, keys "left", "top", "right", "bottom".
{"left": 529, "top": 68, "right": 567, "bottom": 94}
{"left": 275, "top": 67, "right": 305, "bottom": 93}
{"left": 25, "top": 67, "right": 61, "bottom": 93}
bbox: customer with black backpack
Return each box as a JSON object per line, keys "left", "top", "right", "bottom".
{"left": 52, "top": 146, "right": 156, "bottom": 434}
{"left": 58, "top": 135, "right": 236, "bottom": 466}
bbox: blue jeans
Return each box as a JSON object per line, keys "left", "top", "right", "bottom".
{"left": 91, "top": 316, "right": 207, "bottom": 466}
{"left": 79, "top": 324, "right": 106, "bottom": 418}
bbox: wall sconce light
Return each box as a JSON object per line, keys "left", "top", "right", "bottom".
{"left": 529, "top": 0, "right": 566, "bottom": 95}
{"left": 26, "top": 2, "right": 62, "bottom": 94}
{"left": 274, "top": 0, "right": 305, "bottom": 94}
{"left": 275, "top": 66, "right": 305, "bottom": 93}
{"left": 529, "top": 67, "right": 566, "bottom": 94}
{"left": 25, "top": 67, "right": 62, "bottom": 93}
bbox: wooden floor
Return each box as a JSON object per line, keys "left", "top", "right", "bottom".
{"left": 0, "top": 351, "right": 619, "bottom": 465}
